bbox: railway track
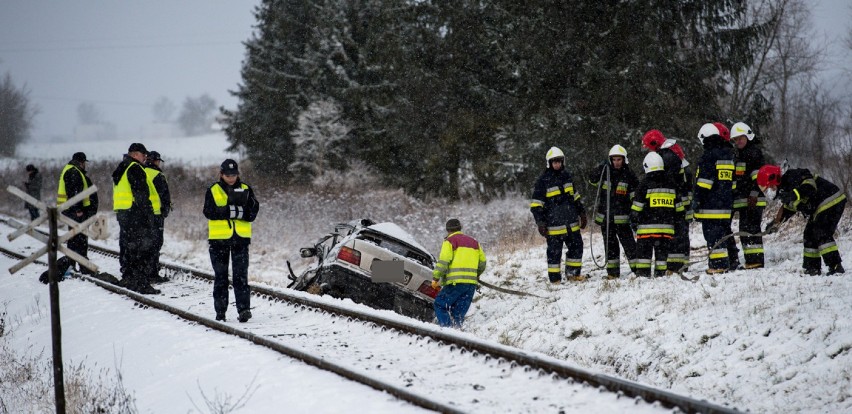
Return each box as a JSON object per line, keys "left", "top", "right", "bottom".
{"left": 1, "top": 218, "right": 740, "bottom": 413}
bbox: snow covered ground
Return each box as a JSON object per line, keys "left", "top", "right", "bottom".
{"left": 1, "top": 134, "right": 851, "bottom": 412}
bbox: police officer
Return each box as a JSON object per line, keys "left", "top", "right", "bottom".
{"left": 58, "top": 152, "right": 99, "bottom": 274}
{"left": 758, "top": 165, "right": 846, "bottom": 275}
{"left": 112, "top": 143, "right": 159, "bottom": 294}
{"left": 694, "top": 123, "right": 736, "bottom": 274}
{"left": 588, "top": 145, "right": 638, "bottom": 279}
{"left": 24, "top": 164, "right": 43, "bottom": 220}
{"left": 145, "top": 151, "right": 171, "bottom": 284}
{"left": 203, "top": 159, "right": 259, "bottom": 322}
{"left": 731, "top": 122, "right": 767, "bottom": 269}
{"left": 431, "top": 218, "right": 486, "bottom": 328}
{"left": 530, "top": 147, "right": 588, "bottom": 283}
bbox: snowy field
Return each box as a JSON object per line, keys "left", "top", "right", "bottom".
{"left": 1, "top": 134, "right": 851, "bottom": 413}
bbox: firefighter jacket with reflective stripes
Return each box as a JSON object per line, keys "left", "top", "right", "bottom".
{"left": 658, "top": 147, "right": 693, "bottom": 216}
{"left": 530, "top": 167, "right": 586, "bottom": 236}
{"left": 630, "top": 171, "right": 678, "bottom": 237}
{"left": 57, "top": 162, "right": 98, "bottom": 220}
{"left": 111, "top": 155, "right": 152, "bottom": 213}
{"left": 588, "top": 162, "right": 638, "bottom": 225}
{"left": 693, "top": 139, "right": 735, "bottom": 220}
{"left": 432, "top": 231, "right": 486, "bottom": 285}
{"left": 144, "top": 165, "right": 172, "bottom": 217}
{"left": 203, "top": 180, "right": 259, "bottom": 243}
{"left": 777, "top": 168, "right": 847, "bottom": 221}
{"left": 733, "top": 142, "right": 767, "bottom": 209}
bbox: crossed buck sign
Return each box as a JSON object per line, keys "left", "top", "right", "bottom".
{"left": 6, "top": 185, "right": 108, "bottom": 274}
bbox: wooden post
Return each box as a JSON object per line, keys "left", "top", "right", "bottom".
{"left": 47, "top": 207, "right": 66, "bottom": 414}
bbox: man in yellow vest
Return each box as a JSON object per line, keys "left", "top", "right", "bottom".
{"left": 111, "top": 143, "right": 159, "bottom": 294}
{"left": 431, "top": 218, "right": 486, "bottom": 328}
{"left": 56, "top": 152, "right": 99, "bottom": 275}
{"left": 203, "top": 159, "right": 259, "bottom": 322}
{"left": 144, "top": 151, "right": 172, "bottom": 284}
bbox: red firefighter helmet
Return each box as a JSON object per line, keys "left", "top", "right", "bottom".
{"left": 642, "top": 129, "right": 666, "bottom": 151}
{"left": 713, "top": 122, "right": 731, "bottom": 142}
{"left": 756, "top": 165, "right": 782, "bottom": 188}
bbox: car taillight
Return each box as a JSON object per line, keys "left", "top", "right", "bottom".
{"left": 337, "top": 246, "right": 361, "bottom": 266}
{"left": 418, "top": 280, "right": 440, "bottom": 298}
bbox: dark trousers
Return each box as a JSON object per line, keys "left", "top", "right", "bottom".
{"left": 667, "top": 213, "right": 690, "bottom": 272}
{"left": 802, "top": 200, "right": 846, "bottom": 272}
{"left": 209, "top": 242, "right": 251, "bottom": 314}
{"left": 736, "top": 206, "right": 764, "bottom": 267}
{"left": 701, "top": 219, "right": 734, "bottom": 270}
{"left": 433, "top": 283, "right": 477, "bottom": 328}
{"left": 150, "top": 215, "right": 165, "bottom": 278}
{"left": 635, "top": 237, "right": 670, "bottom": 277}
{"left": 63, "top": 213, "right": 92, "bottom": 274}
{"left": 117, "top": 210, "right": 155, "bottom": 287}
{"left": 546, "top": 231, "right": 583, "bottom": 282}
{"left": 599, "top": 222, "right": 636, "bottom": 276}
{"left": 27, "top": 205, "right": 40, "bottom": 220}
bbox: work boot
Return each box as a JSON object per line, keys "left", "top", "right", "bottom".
{"left": 802, "top": 268, "right": 821, "bottom": 276}
{"left": 238, "top": 309, "right": 252, "bottom": 323}
{"left": 566, "top": 274, "right": 588, "bottom": 282}
{"left": 149, "top": 275, "right": 170, "bottom": 284}
{"left": 744, "top": 263, "right": 764, "bottom": 269}
{"left": 215, "top": 312, "right": 226, "bottom": 322}
{"left": 827, "top": 264, "right": 845, "bottom": 276}
{"left": 133, "top": 282, "right": 161, "bottom": 295}
{"left": 705, "top": 268, "right": 727, "bottom": 275}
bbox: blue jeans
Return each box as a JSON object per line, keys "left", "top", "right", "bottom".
{"left": 433, "top": 283, "right": 476, "bottom": 328}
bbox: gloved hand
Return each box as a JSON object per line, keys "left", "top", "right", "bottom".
{"left": 537, "top": 224, "right": 547, "bottom": 237}
{"left": 747, "top": 196, "right": 758, "bottom": 208}
{"left": 579, "top": 213, "right": 588, "bottom": 230}
{"left": 431, "top": 280, "right": 441, "bottom": 290}
{"left": 229, "top": 205, "right": 244, "bottom": 220}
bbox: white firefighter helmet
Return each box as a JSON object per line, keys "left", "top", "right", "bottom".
{"left": 642, "top": 151, "right": 665, "bottom": 174}
{"left": 545, "top": 146, "right": 565, "bottom": 166}
{"left": 730, "top": 122, "right": 755, "bottom": 141}
{"left": 608, "top": 144, "right": 629, "bottom": 164}
{"left": 697, "top": 123, "right": 721, "bottom": 145}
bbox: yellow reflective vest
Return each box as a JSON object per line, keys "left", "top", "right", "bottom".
{"left": 144, "top": 167, "right": 162, "bottom": 215}
{"left": 57, "top": 164, "right": 90, "bottom": 206}
{"left": 113, "top": 161, "right": 143, "bottom": 211}
{"left": 208, "top": 183, "right": 252, "bottom": 240}
{"left": 432, "top": 232, "right": 486, "bottom": 285}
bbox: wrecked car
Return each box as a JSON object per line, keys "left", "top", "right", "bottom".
{"left": 287, "top": 219, "right": 439, "bottom": 322}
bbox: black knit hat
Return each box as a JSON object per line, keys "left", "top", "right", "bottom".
{"left": 445, "top": 218, "right": 462, "bottom": 232}
{"left": 72, "top": 152, "right": 87, "bottom": 162}
{"left": 147, "top": 151, "right": 163, "bottom": 162}
{"left": 25, "top": 164, "right": 36, "bottom": 172}
{"left": 220, "top": 159, "right": 239, "bottom": 175}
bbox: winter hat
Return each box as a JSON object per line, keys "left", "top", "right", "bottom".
{"left": 128, "top": 142, "right": 148, "bottom": 154}
{"left": 147, "top": 151, "right": 163, "bottom": 162}
{"left": 25, "top": 164, "right": 36, "bottom": 172}
{"left": 72, "top": 152, "right": 87, "bottom": 163}
{"left": 220, "top": 159, "right": 240, "bottom": 175}
{"left": 446, "top": 218, "right": 462, "bottom": 232}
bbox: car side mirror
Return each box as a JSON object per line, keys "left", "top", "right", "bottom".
{"left": 300, "top": 247, "right": 317, "bottom": 258}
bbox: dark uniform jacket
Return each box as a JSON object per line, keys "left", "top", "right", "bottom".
{"left": 111, "top": 155, "right": 153, "bottom": 219}
{"left": 24, "top": 169, "right": 43, "bottom": 209}
{"left": 778, "top": 169, "right": 847, "bottom": 221}
{"left": 530, "top": 167, "right": 586, "bottom": 235}
{"left": 62, "top": 161, "right": 99, "bottom": 221}
{"left": 588, "top": 162, "right": 638, "bottom": 225}
{"left": 733, "top": 142, "right": 766, "bottom": 210}
{"left": 203, "top": 178, "right": 260, "bottom": 245}
{"left": 693, "top": 137, "right": 735, "bottom": 221}
{"left": 630, "top": 171, "right": 678, "bottom": 237}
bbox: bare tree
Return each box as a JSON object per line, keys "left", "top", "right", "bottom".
{"left": 0, "top": 73, "right": 37, "bottom": 156}
{"left": 152, "top": 96, "right": 176, "bottom": 123}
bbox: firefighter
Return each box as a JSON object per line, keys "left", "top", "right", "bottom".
{"left": 694, "top": 123, "right": 736, "bottom": 274}
{"left": 530, "top": 147, "right": 588, "bottom": 283}
{"left": 758, "top": 165, "right": 846, "bottom": 275}
{"left": 431, "top": 218, "right": 486, "bottom": 328}
{"left": 112, "top": 143, "right": 159, "bottom": 294}
{"left": 630, "top": 152, "right": 677, "bottom": 277}
{"left": 203, "top": 159, "right": 260, "bottom": 322}
{"left": 144, "top": 151, "right": 172, "bottom": 284}
{"left": 642, "top": 130, "right": 692, "bottom": 273}
{"left": 731, "top": 122, "right": 767, "bottom": 269}
{"left": 58, "top": 152, "right": 99, "bottom": 274}
{"left": 24, "top": 164, "right": 43, "bottom": 220}
{"left": 587, "top": 145, "right": 638, "bottom": 279}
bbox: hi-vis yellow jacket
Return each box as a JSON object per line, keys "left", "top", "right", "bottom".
{"left": 433, "top": 232, "right": 486, "bottom": 285}
{"left": 57, "top": 164, "right": 91, "bottom": 207}
{"left": 207, "top": 182, "right": 252, "bottom": 240}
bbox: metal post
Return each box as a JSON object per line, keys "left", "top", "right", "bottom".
{"left": 47, "top": 207, "right": 66, "bottom": 414}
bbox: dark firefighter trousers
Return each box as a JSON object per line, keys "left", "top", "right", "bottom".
{"left": 701, "top": 219, "right": 735, "bottom": 271}
{"left": 802, "top": 199, "right": 846, "bottom": 272}
{"left": 546, "top": 231, "right": 583, "bottom": 282}
{"left": 635, "top": 236, "right": 670, "bottom": 277}
{"left": 735, "top": 206, "right": 765, "bottom": 267}
{"left": 667, "top": 213, "right": 689, "bottom": 273}
{"left": 209, "top": 242, "right": 251, "bottom": 315}
{"left": 599, "top": 222, "right": 636, "bottom": 276}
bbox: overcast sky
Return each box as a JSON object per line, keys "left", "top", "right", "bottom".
{"left": 0, "top": 1, "right": 850, "bottom": 143}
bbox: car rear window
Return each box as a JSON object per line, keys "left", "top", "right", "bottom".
{"left": 357, "top": 232, "right": 434, "bottom": 268}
